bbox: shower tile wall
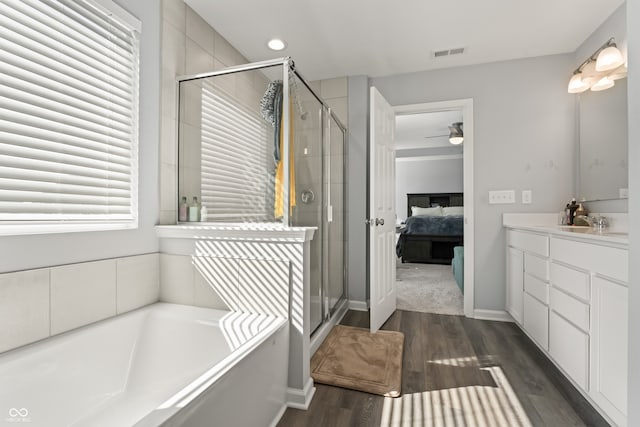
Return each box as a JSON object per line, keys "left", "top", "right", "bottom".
{"left": 160, "top": 0, "right": 251, "bottom": 224}
{"left": 160, "top": 0, "right": 351, "bottom": 226}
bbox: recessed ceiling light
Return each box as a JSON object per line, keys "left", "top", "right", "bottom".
{"left": 267, "top": 38, "right": 287, "bottom": 51}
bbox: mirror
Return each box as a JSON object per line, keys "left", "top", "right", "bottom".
{"left": 578, "top": 78, "right": 628, "bottom": 201}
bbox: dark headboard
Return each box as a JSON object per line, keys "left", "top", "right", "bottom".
{"left": 407, "top": 193, "right": 463, "bottom": 217}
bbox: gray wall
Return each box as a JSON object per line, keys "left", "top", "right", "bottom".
{"left": 625, "top": 1, "right": 638, "bottom": 424}
{"left": 395, "top": 158, "right": 463, "bottom": 222}
{"left": 367, "top": 54, "right": 576, "bottom": 311}
{"left": 0, "top": 0, "right": 161, "bottom": 273}
{"left": 346, "top": 76, "right": 369, "bottom": 304}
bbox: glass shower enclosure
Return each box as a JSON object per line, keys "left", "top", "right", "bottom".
{"left": 176, "top": 58, "right": 346, "bottom": 335}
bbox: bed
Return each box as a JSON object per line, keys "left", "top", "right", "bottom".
{"left": 396, "top": 193, "right": 464, "bottom": 264}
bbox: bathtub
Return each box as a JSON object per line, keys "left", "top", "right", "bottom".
{"left": 0, "top": 303, "right": 289, "bottom": 427}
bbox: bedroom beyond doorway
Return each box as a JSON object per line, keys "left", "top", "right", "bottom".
{"left": 394, "top": 109, "right": 465, "bottom": 316}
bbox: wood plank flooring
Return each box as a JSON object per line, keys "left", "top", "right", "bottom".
{"left": 278, "top": 310, "right": 609, "bottom": 427}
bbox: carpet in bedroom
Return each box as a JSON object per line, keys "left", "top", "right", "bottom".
{"left": 396, "top": 262, "right": 464, "bottom": 315}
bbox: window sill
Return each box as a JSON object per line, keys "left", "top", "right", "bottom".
{"left": 0, "top": 222, "right": 138, "bottom": 237}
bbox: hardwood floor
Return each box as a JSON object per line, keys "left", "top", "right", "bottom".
{"left": 278, "top": 310, "right": 609, "bottom": 427}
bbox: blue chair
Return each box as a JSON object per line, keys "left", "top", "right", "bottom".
{"left": 452, "top": 246, "right": 464, "bottom": 293}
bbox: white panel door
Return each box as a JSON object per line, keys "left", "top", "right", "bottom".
{"left": 369, "top": 87, "right": 396, "bottom": 333}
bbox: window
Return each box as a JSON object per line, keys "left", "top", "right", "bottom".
{"left": 0, "top": 0, "right": 141, "bottom": 234}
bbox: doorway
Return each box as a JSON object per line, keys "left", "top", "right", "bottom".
{"left": 393, "top": 100, "right": 474, "bottom": 317}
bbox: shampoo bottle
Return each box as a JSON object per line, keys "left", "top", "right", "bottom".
{"left": 179, "top": 196, "right": 188, "bottom": 222}
{"left": 200, "top": 205, "right": 208, "bottom": 222}
{"left": 188, "top": 196, "right": 199, "bottom": 222}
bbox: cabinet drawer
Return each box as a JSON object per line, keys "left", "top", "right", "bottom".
{"left": 509, "top": 230, "right": 549, "bottom": 257}
{"left": 550, "top": 237, "right": 628, "bottom": 282}
{"left": 525, "top": 253, "right": 549, "bottom": 280}
{"left": 549, "top": 311, "right": 589, "bottom": 390}
{"left": 524, "top": 293, "right": 548, "bottom": 350}
{"left": 525, "top": 273, "right": 548, "bottom": 304}
{"left": 550, "top": 262, "right": 590, "bottom": 301}
{"left": 550, "top": 288, "right": 589, "bottom": 332}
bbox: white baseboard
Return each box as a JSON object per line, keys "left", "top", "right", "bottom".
{"left": 269, "top": 404, "right": 288, "bottom": 427}
{"left": 473, "top": 309, "right": 513, "bottom": 322}
{"left": 286, "top": 377, "right": 316, "bottom": 410}
{"left": 348, "top": 300, "right": 368, "bottom": 311}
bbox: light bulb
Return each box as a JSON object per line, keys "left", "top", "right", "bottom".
{"left": 595, "top": 46, "right": 624, "bottom": 72}
{"left": 568, "top": 73, "right": 590, "bottom": 93}
{"left": 591, "top": 76, "right": 614, "bottom": 91}
{"left": 267, "top": 38, "right": 287, "bottom": 51}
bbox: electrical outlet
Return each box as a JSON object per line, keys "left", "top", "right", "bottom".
{"left": 522, "top": 190, "right": 532, "bottom": 204}
{"left": 488, "top": 190, "right": 515, "bottom": 204}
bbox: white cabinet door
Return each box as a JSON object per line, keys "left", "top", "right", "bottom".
{"left": 506, "top": 247, "right": 524, "bottom": 324}
{"left": 523, "top": 293, "right": 549, "bottom": 350}
{"left": 549, "top": 311, "right": 589, "bottom": 390}
{"left": 590, "top": 276, "right": 628, "bottom": 426}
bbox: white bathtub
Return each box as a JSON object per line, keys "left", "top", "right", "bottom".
{"left": 0, "top": 303, "right": 289, "bottom": 427}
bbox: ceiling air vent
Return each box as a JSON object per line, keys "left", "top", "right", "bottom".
{"left": 433, "top": 47, "right": 466, "bottom": 58}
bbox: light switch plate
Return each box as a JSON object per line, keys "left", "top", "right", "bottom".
{"left": 522, "top": 190, "right": 532, "bottom": 204}
{"left": 489, "top": 190, "right": 515, "bottom": 204}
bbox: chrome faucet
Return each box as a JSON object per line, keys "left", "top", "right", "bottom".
{"left": 578, "top": 215, "right": 609, "bottom": 230}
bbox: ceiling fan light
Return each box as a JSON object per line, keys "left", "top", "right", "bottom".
{"left": 568, "top": 73, "right": 590, "bottom": 93}
{"left": 448, "top": 122, "right": 464, "bottom": 145}
{"left": 591, "top": 76, "right": 614, "bottom": 91}
{"left": 595, "top": 46, "right": 624, "bottom": 71}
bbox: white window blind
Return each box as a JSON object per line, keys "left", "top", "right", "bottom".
{"left": 0, "top": 0, "right": 140, "bottom": 230}
{"left": 199, "top": 81, "right": 271, "bottom": 220}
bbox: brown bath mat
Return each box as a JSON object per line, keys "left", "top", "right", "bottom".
{"left": 311, "top": 325, "right": 404, "bottom": 397}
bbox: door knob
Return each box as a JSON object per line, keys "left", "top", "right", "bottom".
{"left": 375, "top": 218, "right": 384, "bottom": 226}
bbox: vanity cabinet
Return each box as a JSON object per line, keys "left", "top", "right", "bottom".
{"left": 507, "top": 230, "right": 550, "bottom": 348}
{"left": 505, "top": 226, "right": 628, "bottom": 427}
{"left": 506, "top": 246, "right": 524, "bottom": 324}
{"left": 590, "top": 275, "right": 628, "bottom": 426}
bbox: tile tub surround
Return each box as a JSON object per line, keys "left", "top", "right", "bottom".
{"left": 0, "top": 253, "right": 159, "bottom": 354}
{"left": 0, "top": 303, "right": 288, "bottom": 427}
{"left": 156, "top": 224, "right": 318, "bottom": 409}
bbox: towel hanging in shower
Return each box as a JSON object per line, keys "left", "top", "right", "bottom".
{"left": 260, "top": 80, "right": 283, "bottom": 163}
{"left": 274, "top": 99, "right": 296, "bottom": 218}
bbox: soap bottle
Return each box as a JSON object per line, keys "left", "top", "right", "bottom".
{"left": 178, "top": 196, "right": 188, "bottom": 222}
{"left": 200, "top": 204, "right": 208, "bottom": 222}
{"left": 568, "top": 198, "right": 578, "bottom": 225}
{"left": 188, "top": 196, "right": 199, "bottom": 222}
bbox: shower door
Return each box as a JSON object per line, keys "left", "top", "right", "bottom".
{"left": 324, "top": 112, "right": 345, "bottom": 316}
{"left": 289, "top": 75, "right": 325, "bottom": 333}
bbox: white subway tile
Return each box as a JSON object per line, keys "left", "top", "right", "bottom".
{"left": 116, "top": 254, "right": 160, "bottom": 314}
{"left": 193, "top": 259, "right": 234, "bottom": 311}
{"left": 162, "top": 0, "right": 186, "bottom": 33}
{"left": 186, "top": 6, "right": 214, "bottom": 56}
{"left": 160, "top": 254, "right": 194, "bottom": 305}
{"left": 50, "top": 260, "right": 117, "bottom": 335}
{"left": 320, "top": 77, "right": 348, "bottom": 99}
{"left": 0, "top": 269, "right": 50, "bottom": 353}
{"left": 185, "top": 38, "right": 214, "bottom": 75}
{"left": 160, "top": 163, "right": 177, "bottom": 212}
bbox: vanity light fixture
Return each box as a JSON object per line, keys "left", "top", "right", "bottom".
{"left": 448, "top": 122, "right": 464, "bottom": 145}
{"left": 567, "top": 38, "right": 626, "bottom": 93}
{"left": 267, "top": 38, "right": 287, "bottom": 51}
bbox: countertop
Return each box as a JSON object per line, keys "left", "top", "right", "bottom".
{"left": 502, "top": 213, "right": 629, "bottom": 246}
